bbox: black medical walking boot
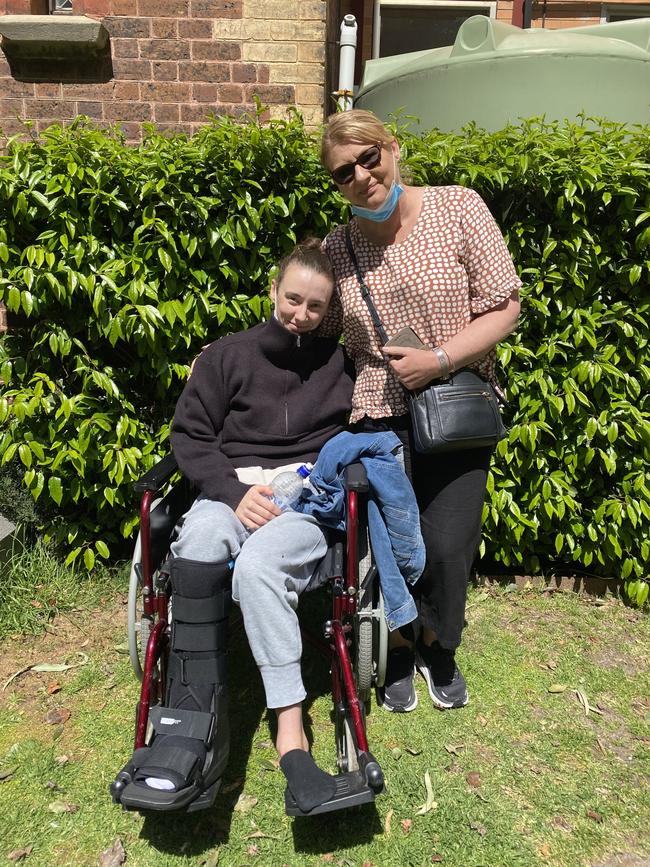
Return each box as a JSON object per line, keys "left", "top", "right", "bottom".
{"left": 111, "top": 558, "right": 231, "bottom": 812}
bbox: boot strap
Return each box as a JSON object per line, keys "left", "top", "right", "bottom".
{"left": 172, "top": 622, "right": 227, "bottom": 653}
{"left": 167, "top": 652, "right": 226, "bottom": 685}
{"left": 172, "top": 592, "right": 230, "bottom": 623}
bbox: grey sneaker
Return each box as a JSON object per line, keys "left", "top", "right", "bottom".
{"left": 377, "top": 647, "right": 418, "bottom": 713}
{"left": 415, "top": 639, "right": 468, "bottom": 709}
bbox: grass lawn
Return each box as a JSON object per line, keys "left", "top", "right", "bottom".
{"left": 0, "top": 551, "right": 648, "bottom": 867}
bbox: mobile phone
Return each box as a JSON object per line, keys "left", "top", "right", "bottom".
{"left": 384, "top": 325, "right": 425, "bottom": 350}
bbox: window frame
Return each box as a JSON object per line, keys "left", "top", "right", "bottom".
{"left": 601, "top": 3, "right": 650, "bottom": 20}
{"left": 372, "top": 0, "right": 497, "bottom": 58}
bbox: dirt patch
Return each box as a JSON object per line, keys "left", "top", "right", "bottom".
{"left": 0, "top": 595, "right": 128, "bottom": 716}
{"left": 591, "top": 856, "right": 650, "bottom": 867}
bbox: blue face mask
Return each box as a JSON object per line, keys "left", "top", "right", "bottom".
{"left": 351, "top": 179, "right": 404, "bottom": 222}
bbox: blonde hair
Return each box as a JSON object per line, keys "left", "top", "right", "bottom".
{"left": 320, "top": 109, "right": 394, "bottom": 167}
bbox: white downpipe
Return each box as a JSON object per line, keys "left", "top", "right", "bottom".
{"left": 336, "top": 14, "right": 357, "bottom": 111}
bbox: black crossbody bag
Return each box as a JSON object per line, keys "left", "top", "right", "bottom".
{"left": 344, "top": 226, "right": 506, "bottom": 454}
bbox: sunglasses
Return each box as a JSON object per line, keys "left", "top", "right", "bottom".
{"left": 330, "top": 143, "right": 383, "bottom": 185}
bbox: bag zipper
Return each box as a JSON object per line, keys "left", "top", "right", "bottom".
{"left": 439, "top": 391, "right": 491, "bottom": 401}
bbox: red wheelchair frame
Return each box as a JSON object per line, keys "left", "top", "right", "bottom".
{"left": 113, "top": 455, "right": 385, "bottom": 816}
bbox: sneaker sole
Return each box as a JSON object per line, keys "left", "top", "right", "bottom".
{"left": 415, "top": 653, "right": 468, "bottom": 710}
{"left": 376, "top": 672, "right": 419, "bottom": 714}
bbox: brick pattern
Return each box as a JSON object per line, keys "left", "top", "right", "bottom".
{"left": 0, "top": 0, "right": 328, "bottom": 139}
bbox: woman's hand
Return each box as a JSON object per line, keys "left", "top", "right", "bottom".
{"left": 235, "top": 485, "right": 281, "bottom": 530}
{"left": 382, "top": 346, "right": 440, "bottom": 390}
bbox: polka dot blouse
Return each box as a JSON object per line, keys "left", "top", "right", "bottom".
{"left": 323, "top": 185, "right": 522, "bottom": 423}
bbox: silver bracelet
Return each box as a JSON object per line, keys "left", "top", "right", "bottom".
{"left": 433, "top": 346, "right": 451, "bottom": 379}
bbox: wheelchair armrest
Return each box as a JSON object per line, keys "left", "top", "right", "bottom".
{"left": 134, "top": 453, "right": 179, "bottom": 494}
{"left": 344, "top": 462, "right": 369, "bottom": 493}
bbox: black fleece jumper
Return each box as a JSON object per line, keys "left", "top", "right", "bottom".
{"left": 171, "top": 317, "right": 354, "bottom": 511}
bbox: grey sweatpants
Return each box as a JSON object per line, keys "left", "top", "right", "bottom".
{"left": 170, "top": 499, "right": 328, "bottom": 709}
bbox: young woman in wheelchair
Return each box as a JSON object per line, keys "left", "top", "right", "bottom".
{"left": 118, "top": 239, "right": 357, "bottom": 814}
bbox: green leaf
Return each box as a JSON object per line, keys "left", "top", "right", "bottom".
{"left": 48, "top": 476, "right": 63, "bottom": 506}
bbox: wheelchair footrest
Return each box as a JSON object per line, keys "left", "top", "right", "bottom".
{"left": 284, "top": 769, "right": 377, "bottom": 817}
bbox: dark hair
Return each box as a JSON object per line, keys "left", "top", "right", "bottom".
{"left": 276, "top": 237, "right": 334, "bottom": 287}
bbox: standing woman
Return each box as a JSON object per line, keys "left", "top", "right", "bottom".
{"left": 320, "top": 109, "right": 521, "bottom": 712}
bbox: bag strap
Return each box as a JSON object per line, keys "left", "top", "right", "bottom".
{"left": 344, "top": 225, "right": 390, "bottom": 346}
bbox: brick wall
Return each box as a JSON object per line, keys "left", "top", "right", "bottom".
{"left": 0, "top": 0, "right": 328, "bottom": 140}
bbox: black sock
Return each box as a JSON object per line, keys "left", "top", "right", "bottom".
{"left": 280, "top": 749, "right": 337, "bottom": 812}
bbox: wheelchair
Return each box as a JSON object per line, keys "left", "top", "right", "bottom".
{"left": 110, "top": 454, "right": 389, "bottom": 817}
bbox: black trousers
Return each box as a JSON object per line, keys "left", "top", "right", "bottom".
{"left": 353, "top": 415, "right": 493, "bottom": 650}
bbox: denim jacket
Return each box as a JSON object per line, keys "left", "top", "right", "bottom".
{"left": 295, "top": 431, "right": 424, "bottom": 631}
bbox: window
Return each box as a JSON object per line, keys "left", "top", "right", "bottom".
{"left": 50, "top": 0, "right": 73, "bottom": 11}
{"left": 602, "top": 3, "right": 650, "bottom": 20}
{"left": 373, "top": 0, "right": 496, "bottom": 58}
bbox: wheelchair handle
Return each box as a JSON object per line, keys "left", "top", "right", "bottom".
{"left": 134, "top": 453, "right": 179, "bottom": 494}
{"left": 344, "top": 462, "right": 369, "bottom": 492}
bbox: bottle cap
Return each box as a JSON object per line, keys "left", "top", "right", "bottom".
{"left": 297, "top": 464, "right": 312, "bottom": 478}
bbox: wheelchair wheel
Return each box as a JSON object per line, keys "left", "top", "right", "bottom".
{"left": 128, "top": 532, "right": 151, "bottom": 681}
{"left": 355, "top": 522, "right": 375, "bottom": 702}
{"left": 355, "top": 520, "right": 389, "bottom": 701}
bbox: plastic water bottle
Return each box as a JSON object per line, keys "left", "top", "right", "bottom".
{"left": 270, "top": 464, "right": 312, "bottom": 512}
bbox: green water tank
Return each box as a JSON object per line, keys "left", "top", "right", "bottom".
{"left": 354, "top": 17, "right": 650, "bottom": 130}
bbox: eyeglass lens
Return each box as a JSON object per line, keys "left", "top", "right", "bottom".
{"left": 331, "top": 144, "right": 382, "bottom": 184}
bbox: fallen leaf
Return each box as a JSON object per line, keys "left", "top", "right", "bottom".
{"left": 259, "top": 759, "right": 278, "bottom": 772}
{"left": 586, "top": 809, "right": 603, "bottom": 823}
{"left": 469, "top": 821, "right": 487, "bottom": 837}
{"left": 547, "top": 684, "right": 567, "bottom": 693}
{"left": 7, "top": 845, "right": 33, "bottom": 862}
{"left": 233, "top": 793, "right": 258, "bottom": 813}
{"left": 405, "top": 746, "right": 422, "bottom": 756}
{"left": 444, "top": 744, "right": 465, "bottom": 756}
{"left": 113, "top": 641, "right": 130, "bottom": 655}
{"left": 476, "top": 714, "right": 488, "bottom": 727}
{"left": 391, "top": 747, "right": 402, "bottom": 760}
{"left": 44, "top": 780, "right": 61, "bottom": 791}
{"left": 466, "top": 771, "right": 482, "bottom": 788}
{"left": 415, "top": 770, "right": 438, "bottom": 815}
{"left": 256, "top": 740, "right": 272, "bottom": 750}
{"left": 544, "top": 660, "right": 558, "bottom": 671}
{"left": 200, "top": 850, "right": 220, "bottom": 867}
{"left": 384, "top": 808, "right": 393, "bottom": 837}
{"left": 44, "top": 709, "right": 71, "bottom": 726}
{"left": 400, "top": 818, "right": 412, "bottom": 834}
{"left": 321, "top": 855, "right": 334, "bottom": 863}
{"left": 46, "top": 682, "right": 61, "bottom": 695}
{"left": 54, "top": 755, "right": 69, "bottom": 765}
{"left": 245, "top": 831, "right": 278, "bottom": 840}
{"left": 431, "top": 856, "right": 443, "bottom": 863}
{"left": 246, "top": 845, "right": 260, "bottom": 856}
{"left": 551, "top": 816, "right": 573, "bottom": 833}
{"left": 220, "top": 777, "right": 242, "bottom": 794}
{"left": 538, "top": 842, "right": 551, "bottom": 858}
{"left": 574, "top": 689, "right": 604, "bottom": 717}
{"left": 0, "top": 765, "right": 18, "bottom": 782}
{"left": 2, "top": 666, "right": 33, "bottom": 691}
{"left": 98, "top": 837, "right": 126, "bottom": 867}
{"left": 47, "top": 800, "right": 78, "bottom": 814}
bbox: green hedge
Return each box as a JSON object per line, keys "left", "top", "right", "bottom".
{"left": 0, "top": 115, "right": 648, "bottom": 603}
